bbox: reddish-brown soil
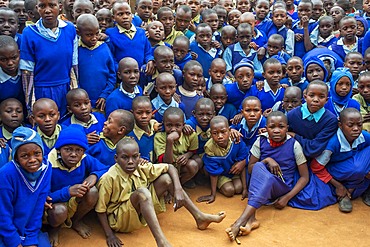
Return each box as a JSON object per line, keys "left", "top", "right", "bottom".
{"left": 57, "top": 186, "right": 370, "bottom": 246}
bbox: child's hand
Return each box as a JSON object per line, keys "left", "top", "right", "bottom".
{"left": 87, "top": 131, "right": 100, "bottom": 145}
{"left": 363, "top": 113, "right": 370, "bottom": 123}
{"left": 281, "top": 84, "right": 289, "bottom": 89}
{"left": 258, "top": 127, "right": 267, "bottom": 134}
{"left": 230, "top": 129, "right": 243, "bottom": 143}
{"left": 301, "top": 16, "right": 309, "bottom": 28}
{"left": 95, "top": 98, "right": 106, "bottom": 111}
{"left": 263, "top": 108, "right": 272, "bottom": 118}
{"left": 98, "top": 32, "right": 108, "bottom": 41}
{"left": 295, "top": 33, "right": 303, "bottom": 41}
{"left": 230, "top": 113, "right": 243, "bottom": 125}
{"left": 287, "top": 131, "right": 296, "bottom": 137}
{"left": 176, "top": 154, "right": 189, "bottom": 166}
{"left": 203, "top": 89, "right": 210, "bottom": 98}
{"left": 196, "top": 194, "right": 216, "bottom": 204}
{"left": 241, "top": 189, "right": 248, "bottom": 200}
{"left": 255, "top": 80, "right": 264, "bottom": 91}
{"left": 0, "top": 137, "right": 7, "bottom": 148}
{"left": 188, "top": 21, "right": 196, "bottom": 32}
{"left": 167, "top": 131, "right": 180, "bottom": 142}
{"left": 190, "top": 51, "right": 198, "bottom": 60}
{"left": 138, "top": 158, "right": 149, "bottom": 166}
{"left": 83, "top": 175, "right": 98, "bottom": 188}
{"left": 274, "top": 195, "right": 289, "bottom": 209}
{"left": 334, "top": 183, "right": 351, "bottom": 200}
{"left": 173, "top": 92, "right": 181, "bottom": 103}
{"left": 265, "top": 157, "right": 282, "bottom": 176}
{"left": 183, "top": 124, "right": 195, "bottom": 135}
{"left": 211, "top": 40, "right": 221, "bottom": 49}
{"left": 257, "top": 47, "right": 266, "bottom": 60}
{"left": 69, "top": 182, "right": 89, "bottom": 197}
{"left": 153, "top": 122, "right": 162, "bottom": 132}
{"left": 44, "top": 196, "right": 53, "bottom": 210}
{"left": 145, "top": 60, "right": 155, "bottom": 75}
{"left": 173, "top": 188, "right": 186, "bottom": 211}
{"left": 230, "top": 161, "right": 245, "bottom": 175}
{"left": 249, "top": 41, "right": 258, "bottom": 50}
{"left": 106, "top": 232, "right": 123, "bottom": 247}
{"left": 352, "top": 88, "right": 359, "bottom": 96}
{"left": 366, "top": 172, "right": 370, "bottom": 179}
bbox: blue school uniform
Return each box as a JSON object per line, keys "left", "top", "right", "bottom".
{"left": 302, "top": 48, "right": 344, "bottom": 72}
{"left": 175, "top": 52, "right": 192, "bottom": 70}
{"left": 303, "top": 56, "right": 329, "bottom": 83}
{"left": 203, "top": 139, "right": 248, "bottom": 178}
{"left": 105, "top": 84, "right": 143, "bottom": 117}
{"left": 310, "top": 27, "right": 339, "bottom": 48}
{"left": 225, "top": 83, "right": 258, "bottom": 110}
{"left": 257, "top": 81, "right": 285, "bottom": 112}
{"left": 0, "top": 68, "right": 25, "bottom": 104}
{"left": 205, "top": 77, "right": 233, "bottom": 91}
{"left": 105, "top": 24, "right": 154, "bottom": 69}
{"left": 255, "top": 18, "right": 271, "bottom": 34}
{"left": 139, "top": 68, "right": 183, "bottom": 92}
{"left": 149, "top": 42, "right": 172, "bottom": 57}
{"left": 329, "top": 37, "right": 362, "bottom": 61}
{"left": 61, "top": 112, "right": 106, "bottom": 134}
{"left": 127, "top": 121, "right": 157, "bottom": 162}
{"left": 78, "top": 41, "right": 116, "bottom": 108}
{"left": 292, "top": 20, "right": 318, "bottom": 58}
{"left": 0, "top": 159, "right": 51, "bottom": 247}
{"left": 252, "top": 28, "right": 267, "bottom": 48}
{"left": 0, "top": 144, "right": 10, "bottom": 168}
{"left": 315, "top": 129, "right": 370, "bottom": 199}
{"left": 48, "top": 149, "right": 107, "bottom": 203}
{"left": 151, "top": 95, "right": 186, "bottom": 123}
{"left": 222, "top": 43, "right": 263, "bottom": 79}
{"left": 176, "top": 86, "right": 203, "bottom": 119}
{"left": 34, "top": 124, "right": 66, "bottom": 156}
{"left": 324, "top": 68, "right": 360, "bottom": 117}
{"left": 288, "top": 77, "right": 308, "bottom": 93}
{"left": 86, "top": 135, "right": 117, "bottom": 167}
{"left": 132, "top": 15, "right": 146, "bottom": 27}
{"left": 217, "top": 103, "right": 237, "bottom": 121}
{"left": 287, "top": 104, "right": 338, "bottom": 158}
{"left": 231, "top": 116, "right": 267, "bottom": 152}
{"left": 15, "top": 33, "right": 22, "bottom": 48}
{"left": 20, "top": 19, "right": 77, "bottom": 116}
{"left": 185, "top": 116, "right": 211, "bottom": 154}
{"left": 190, "top": 41, "right": 222, "bottom": 79}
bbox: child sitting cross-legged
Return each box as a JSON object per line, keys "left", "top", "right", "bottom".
{"left": 197, "top": 116, "right": 248, "bottom": 204}
{"left": 96, "top": 138, "right": 226, "bottom": 246}
{"left": 46, "top": 125, "right": 108, "bottom": 246}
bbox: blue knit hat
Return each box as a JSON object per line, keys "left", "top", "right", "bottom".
{"left": 233, "top": 58, "right": 254, "bottom": 74}
{"left": 11, "top": 127, "right": 44, "bottom": 160}
{"left": 55, "top": 125, "right": 88, "bottom": 150}
{"left": 271, "top": 54, "right": 287, "bottom": 65}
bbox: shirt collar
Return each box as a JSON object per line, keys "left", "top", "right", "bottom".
{"left": 1, "top": 126, "right": 13, "bottom": 140}
{"left": 337, "top": 37, "right": 358, "bottom": 51}
{"left": 35, "top": 18, "right": 67, "bottom": 39}
{"left": 241, "top": 116, "right": 262, "bottom": 133}
{"left": 48, "top": 148, "right": 86, "bottom": 172}
{"left": 318, "top": 34, "right": 335, "bottom": 43}
{"left": 206, "top": 138, "right": 232, "bottom": 156}
{"left": 337, "top": 128, "right": 365, "bottom": 152}
{"left": 0, "top": 67, "right": 21, "bottom": 83}
{"left": 263, "top": 80, "right": 280, "bottom": 95}
{"left": 71, "top": 113, "right": 98, "bottom": 128}
{"left": 254, "top": 28, "right": 263, "bottom": 38}
{"left": 132, "top": 120, "right": 156, "bottom": 140}
{"left": 197, "top": 42, "right": 218, "bottom": 58}
{"left": 117, "top": 23, "right": 137, "bottom": 38}
{"left": 99, "top": 132, "right": 117, "bottom": 149}
{"left": 119, "top": 83, "right": 140, "bottom": 98}
{"left": 192, "top": 14, "right": 201, "bottom": 23}
{"left": 289, "top": 77, "right": 306, "bottom": 86}
{"left": 78, "top": 39, "right": 103, "bottom": 50}
{"left": 301, "top": 103, "right": 325, "bottom": 123}
{"left": 37, "top": 124, "right": 61, "bottom": 140}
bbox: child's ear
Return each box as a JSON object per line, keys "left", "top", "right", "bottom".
{"left": 66, "top": 105, "right": 72, "bottom": 113}
{"left": 114, "top": 153, "right": 118, "bottom": 163}
{"left": 118, "top": 126, "right": 126, "bottom": 135}
{"left": 338, "top": 121, "right": 342, "bottom": 129}
{"left": 117, "top": 71, "right": 122, "bottom": 80}
{"left": 76, "top": 27, "right": 81, "bottom": 36}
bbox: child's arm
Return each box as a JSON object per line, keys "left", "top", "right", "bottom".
{"left": 241, "top": 166, "right": 248, "bottom": 200}
{"left": 230, "top": 128, "right": 243, "bottom": 143}
{"left": 97, "top": 212, "right": 123, "bottom": 247}
{"left": 21, "top": 70, "right": 34, "bottom": 113}
{"left": 162, "top": 132, "right": 180, "bottom": 164}
{"left": 302, "top": 16, "right": 314, "bottom": 52}
{"left": 176, "top": 152, "right": 195, "bottom": 166}
{"left": 196, "top": 175, "right": 218, "bottom": 204}
{"left": 274, "top": 162, "right": 309, "bottom": 209}
{"left": 229, "top": 160, "right": 246, "bottom": 175}
{"left": 166, "top": 164, "right": 186, "bottom": 210}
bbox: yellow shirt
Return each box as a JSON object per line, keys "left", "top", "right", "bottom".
{"left": 164, "top": 27, "right": 184, "bottom": 45}
{"left": 96, "top": 162, "right": 169, "bottom": 214}
{"left": 71, "top": 113, "right": 98, "bottom": 129}
{"left": 37, "top": 124, "right": 62, "bottom": 148}
{"left": 204, "top": 138, "right": 232, "bottom": 157}
{"left": 78, "top": 39, "right": 103, "bottom": 50}
{"left": 154, "top": 132, "right": 198, "bottom": 162}
{"left": 1, "top": 126, "right": 13, "bottom": 140}
{"left": 117, "top": 23, "right": 137, "bottom": 39}
{"left": 353, "top": 93, "right": 370, "bottom": 132}
{"left": 48, "top": 148, "right": 86, "bottom": 172}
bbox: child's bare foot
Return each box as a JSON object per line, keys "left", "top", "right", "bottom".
{"left": 225, "top": 223, "right": 241, "bottom": 241}
{"left": 196, "top": 211, "right": 226, "bottom": 230}
{"left": 49, "top": 227, "right": 60, "bottom": 247}
{"left": 72, "top": 221, "right": 92, "bottom": 238}
{"left": 239, "top": 220, "right": 260, "bottom": 236}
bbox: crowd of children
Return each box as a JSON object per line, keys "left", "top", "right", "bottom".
{"left": 0, "top": 0, "right": 370, "bottom": 246}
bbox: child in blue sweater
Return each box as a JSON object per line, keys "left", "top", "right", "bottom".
{"left": 206, "top": 58, "right": 232, "bottom": 91}
{"left": 62, "top": 89, "right": 106, "bottom": 145}
{"left": 190, "top": 23, "right": 222, "bottom": 79}
{"left": 106, "top": 2, "right": 154, "bottom": 72}
{"left": 0, "top": 98, "right": 23, "bottom": 147}
{"left": 0, "top": 35, "right": 24, "bottom": 104}
{"left": 272, "top": 86, "right": 302, "bottom": 114}
{"left": 324, "top": 67, "right": 360, "bottom": 117}
{"left": 105, "top": 57, "right": 143, "bottom": 117}
{"left": 0, "top": 8, "right": 21, "bottom": 48}
{"left": 210, "top": 83, "right": 237, "bottom": 121}
{"left": 20, "top": 0, "right": 77, "bottom": 116}
{"left": 132, "top": 0, "right": 153, "bottom": 28}
{"left": 152, "top": 72, "right": 186, "bottom": 123}
{"left": 173, "top": 35, "right": 193, "bottom": 71}
{"left": 261, "top": 34, "right": 291, "bottom": 65}
{"left": 311, "top": 108, "right": 370, "bottom": 212}
{"left": 286, "top": 56, "right": 306, "bottom": 92}
{"left": 46, "top": 126, "right": 107, "bottom": 245}
{"left": 32, "top": 98, "right": 64, "bottom": 156}
{"left": 76, "top": 14, "right": 115, "bottom": 112}
{"left": 312, "top": 16, "right": 338, "bottom": 48}
{"left": 197, "top": 116, "right": 248, "bottom": 204}
{"left": 176, "top": 60, "right": 203, "bottom": 119}
{"left": 0, "top": 127, "right": 51, "bottom": 247}
{"left": 87, "top": 110, "right": 134, "bottom": 167}
{"left": 128, "top": 96, "right": 159, "bottom": 162}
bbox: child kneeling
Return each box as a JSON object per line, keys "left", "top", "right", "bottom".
{"left": 96, "top": 138, "right": 226, "bottom": 246}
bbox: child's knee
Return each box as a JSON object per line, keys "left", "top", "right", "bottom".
{"left": 157, "top": 173, "right": 173, "bottom": 188}
{"left": 48, "top": 203, "right": 68, "bottom": 226}
{"left": 220, "top": 183, "right": 235, "bottom": 197}
{"left": 83, "top": 186, "right": 99, "bottom": 206}
{"left": 234, "top": 182, "right": 243, "bottom": 194}
{"left": 133, "top": 187, "right": 152, "bottom": 202}
{"left": 186, "top": 159, "right": 201, "bottom": 174}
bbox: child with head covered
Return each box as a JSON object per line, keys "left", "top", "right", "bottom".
{"left": 311, "top": 108, "right": 370, "bottom": 213}
{"left": 226, "top": 111, "right": 309, "bottom": 242}
{"left": 0, "top": 127, "right": 51, "bottom": 247}
{"left": 96, "top": 138, "right": 226, "bottom": 246}
{"left": 197, "top": 116, "right": 248, "bottom": 204}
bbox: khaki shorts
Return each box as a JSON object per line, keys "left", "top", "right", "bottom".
{"left": 217, "top": 175, "right": 240, "bottom": 189}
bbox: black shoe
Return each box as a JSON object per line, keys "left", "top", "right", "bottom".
{"left": 338, "top": 197, "right": 352, "bottom": 213}
{"left": 362, "top": 188, "right": 370, "bottom": 207}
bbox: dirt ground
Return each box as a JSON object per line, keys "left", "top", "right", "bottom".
{"left": 57, "top": 186, "right": 369, "bottom": 247}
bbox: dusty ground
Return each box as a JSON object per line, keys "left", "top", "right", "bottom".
{"left": 57, "top": 186, "right": 369, "bottom": 247}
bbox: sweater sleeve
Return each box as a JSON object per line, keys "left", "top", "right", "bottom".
{"left": 222, "top": 46, "right": 233, "bottom": 72}
{"left": 86, "top": 155, "right": 109, "bottom": 180}
{"left": 0, "top": 175, "right": 22, "bottom": 247}
{"left": 203, "top": 154, "right": 224, "bottom": 176}
{"left": 144, "top": 36, "right": 154, "bottom": 63}
{"left": 311, "top": 150, "right": 333, "bottom": 184}
{"left": 99, "top": 47, "right": 116, "bottom": 100}
{"left": 50, "top": 185, "right": 71, "bottom": 203}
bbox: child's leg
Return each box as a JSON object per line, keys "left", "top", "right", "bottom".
{"left": 219, "top": 181, "right": 236, "bottom": 197}
{"left": 232, "top": 178, "right": 243, "bottom": 194}
{"left": 180, "top": 157, "right": 202, "bottom": 184}
{"left": 47, "top": 203, "right": 68, "bottom": 247}
{"left": 71, "top": 187, "right": 99, "bottom": 238}
{"left": 153, "top": 173, "right": 226, "bottom": 230}
{"left": 130, "top": 187, "right": 172, "bottom": 247}
{"left": 225, "top": 205, "right": 257, "bottom": 241}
